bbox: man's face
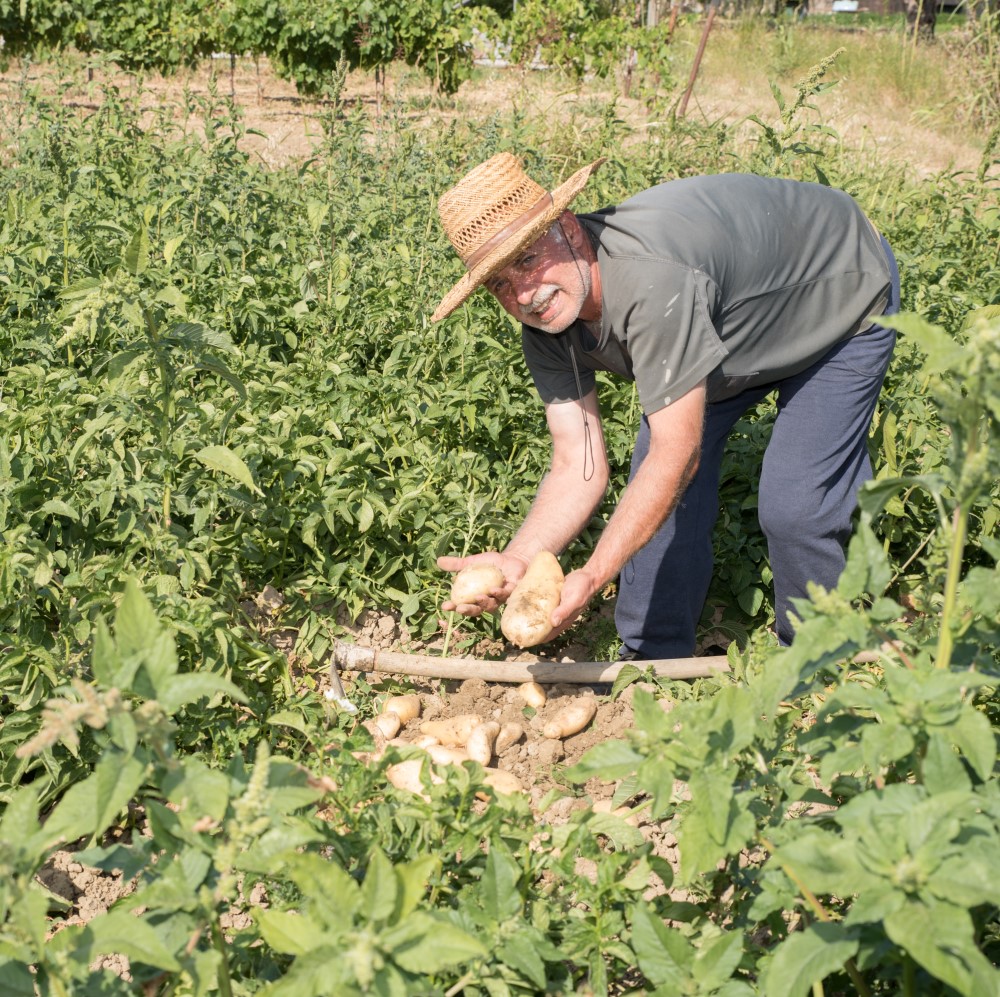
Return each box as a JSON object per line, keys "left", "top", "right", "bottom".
{"left": 485, "top": 218, "right": 593, "bottom": 334}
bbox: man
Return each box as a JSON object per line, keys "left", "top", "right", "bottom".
{"left": 432, "top": 153, "right": 899, "bottom": 658}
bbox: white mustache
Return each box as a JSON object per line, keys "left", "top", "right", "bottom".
{"left": 523, "top": 286, "right": 559, "bottom": 317}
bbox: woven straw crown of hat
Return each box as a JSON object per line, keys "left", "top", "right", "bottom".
{"left": 431, "top": 153, "right": 605, "bottom": 322}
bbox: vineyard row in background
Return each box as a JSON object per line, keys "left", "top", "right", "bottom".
{"left": 2, "top": 0, "right": 997, "bottom": 99}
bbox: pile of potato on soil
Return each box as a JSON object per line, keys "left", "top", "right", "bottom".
{"left": 357, "top": 676, "right": 620, "bottom": 804}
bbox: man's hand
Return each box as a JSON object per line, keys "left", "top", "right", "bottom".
{"left": 546, "top": 567, "right": 601, "bottom": 640}
{"left": 437, "top": 551, "right": 530, "bottom": 617}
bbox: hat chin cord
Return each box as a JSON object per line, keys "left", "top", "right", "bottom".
{"left": 556, "top": 215, "right": 597, "bottom": 484}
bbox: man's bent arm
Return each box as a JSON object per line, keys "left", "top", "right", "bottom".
{"left": 504, "top": 388, "right": 610, "bottom": 566}
{"left": 552, "top": 380, "right": 706, "bottom": 628}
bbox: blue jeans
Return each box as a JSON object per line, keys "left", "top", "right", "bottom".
{"left": 615, "top": 239, "right": 900, "bottom": 656}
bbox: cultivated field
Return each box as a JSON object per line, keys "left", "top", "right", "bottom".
{"left": 1, "top": 20, "right": 998, "bottom": 994}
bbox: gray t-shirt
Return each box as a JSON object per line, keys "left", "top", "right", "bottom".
{"left": 522, "top": 174, "right": 892, "bottom": 415}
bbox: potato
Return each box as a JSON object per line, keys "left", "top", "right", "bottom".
{"left": 501, "top": 551, "right": 564, "bottom": 647}
{"left": 386, "top": 758, "right": 440, "bottom": 798}
{"left": 371, "top": 711, "right": 401, "bottom": 739}
{"left": 450, "top": 564, "right": 505, "bottom": 605}
{"left": 481, "top": 768, "right": 524, "bottom": 795}
{"left": 357, "top": 722, "right": 388, "bottom": 761}
{"left": 466, "top": 721, "right": 501, "bottom": 765}
{"left": 382, "top": 694, "right": 421, "bottom": 724}
{"left": 592, "top": 799, "right": 641, "bottom": 827}
{"left": 542, "top": 696, "right": 597, "bottom": 739}
{"left": 516, "top": 681, "right": 547, "bottom": 709}
{"left": 424, "top": 743, "right": 470, "bottom": 765}
{"left": 495, "top": 722, "right": 524, "bottom": 754}
{"left": 419, "top": 714, "right": 482, "bottom": 747}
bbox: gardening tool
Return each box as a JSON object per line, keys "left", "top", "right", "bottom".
{"left": 324, "top": 655, "right": 359, "bottom": 714}
{"left": 330, "top": 639, "right": 730, "bottom": 686}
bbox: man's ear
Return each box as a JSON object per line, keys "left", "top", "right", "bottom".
{"left": 561, "top": 211, "right": 585, "bottom": 247}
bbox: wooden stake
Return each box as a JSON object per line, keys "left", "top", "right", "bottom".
{"left": 666, "top": 1, "right": 681, "bottom": 42}
{"left": 332, "top": 640, "right": 730, "bottom": 685}
{"left": 678, "top": 0, "right": 718, "bottom": 117}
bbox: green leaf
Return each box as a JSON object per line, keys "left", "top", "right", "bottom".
{"left": 91, "top": 617, "right": 122, "bottom": 687}
{"left": 566, "top": 738, "right": 644, "bottom": 782}
{"left": 6, "top": 890, "right": 48, "bottom": 955}
{"left": 861, "top": 718, "right": 914, "bottom": 771}
{"left": 116, "top": 579, "right": 168, "bottom": 661}
{"left": 584, "top": 810, "right": 645, "bottom": 851}
{"left": 393, "top": 855, "right": 438, "bottom": 922}
{"left": 58, "top": 275, "right": 102, "bottom": 300}
{"left": 256, "top": 910, "right": 331, "bottom": 956}
{"left": 737, "top": 584, "right": 763, "bottom": 616}
{"left": 360, "top": 849, "right": 399, "bottom": 924}
{"left": 306, "top": 200, "right": 329, "bottom": 233}
{"left": 843, "top": 881, "right": 906, "bottom": 926}
{"left": 959, "top": 564, "right": 1000, "bottom": 616}
{"left": 609, "top": 663, "right": 644, "bottom": 700}
{"left": 629, "top": 903, "right": 689, "bottom": 987}
{"left": 679, "top": 773, "right": 755, "bottom": 877}
{"left": 774, "top": 829, "right": 880, "bottom": 897}
{"left": 482, "top": 839, "right": 522, "bottom": 923}
{"left": 693, "top": 930, "right": 744, "bottom": 990}
{"left": 356, "top": 498, "right": 375, "bottom": 533}
{"left": 285, "top": 854, "right": 360, "bottom": 928}
{"left": 37, "top": 499, "right": 79, "bottom": 521}
{"left": 884, "top": 899, "right": 992, "bottom": 996}
{"left": 884, "top": 313, "right": 966, "bottom": 375}
{"left": 80, "top": 908, "right": 181, "bottom": 971}
{"left": 922, "top": 732, "right": 971, "bottom": 795}
{"left": 930, "top": 849, "right": 1000, "bottom": 908}
{"left": 762, "top": 922, "right": 858, "bottom": 997}
{"left": 137, "top": 630, "right": 182, "bottom": 699}
{"left": 266, "top": 710, "right": 311, "bottom": 736}
{"left": 0, "top": 959, "right": 36, "bottom": 994}
{"left": 41, "top": 752, "right": 144, "bottom": 846}
{"left": 194, "top": 445, "right": 262, "bottom": 495}
{"left": 704, "top": 686, "right": 759, "bottom": 757}
{"left": 632, "top": 686, "right": 676, "bottom": 740}
{"left": 75, "top": 841, "right": 155, "bottom": 882}
{"left": 381, "top": 912, "right": 487, "bottom": 974}
{"left": 39, "top": 773, "right": 106, "bottom": 844}
{"left": 93, "top": 753, "right": 147, "bottom": 841}
{"left": 162, "top": 758, "right": 231, "bottom": 824}
{"left": 123, "top": 227, "right": 150, "bottom": 275}
{"left": 838, "top": 519, "right": 891, "bottom": 598}
{"left": 163, "top": 233, "right": 186, "bottom": 267}
{"left": 0, "top": 788, "right": 42, "bottom": 857}
{"left": 497, "top": 932, "right": 547, "bottom": 989}
{"left": 944, "top": 708, "right": 996, "bottom": 782}
{"left": 158, "top": 672, "right": 248, "bottom": 714}
{"left": 167, "top": 321, "right": 236, "bottom": 353}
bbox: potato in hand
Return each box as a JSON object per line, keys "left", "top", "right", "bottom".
{"left": 450, "top": 564, "right": 505, "bottom": 606}
{"left": 501, "top": 551, "right": 564, "bottom": 648}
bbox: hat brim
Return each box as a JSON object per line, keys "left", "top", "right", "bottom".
{"left": 431, "top": 157, "right": 606, "bottom": 323}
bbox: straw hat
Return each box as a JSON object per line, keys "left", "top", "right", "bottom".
{"left": 431, "top": 153, "right": 606, "bottom": 322}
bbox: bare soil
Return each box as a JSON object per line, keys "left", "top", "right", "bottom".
{"left": 1, "top": 42, "right": 983, "bottom": 175}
